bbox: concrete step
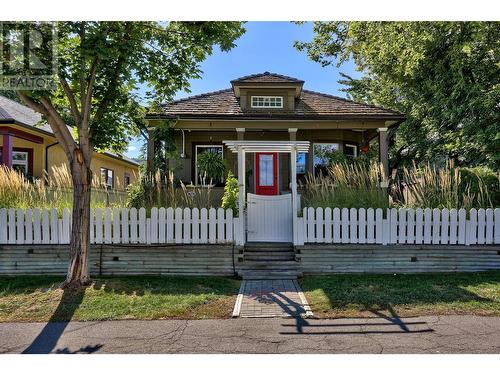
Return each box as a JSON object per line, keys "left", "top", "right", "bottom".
{"left": 239, "top": 270, "right": 302, "bottom": 280}
{"left": 244, "top": 242, "right": 294, "bottom": 252}
{"left": 244, "top": 248, "right": 294, "bottom": 253}
{"left": 244, "top": 254, "right": 296, "bottom": 261}
{"left": 239, "top": 261, "right": 299, "bottom": 270}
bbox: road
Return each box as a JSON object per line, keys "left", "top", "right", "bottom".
{"left": 1, "top": 315, "right": 499, "bottom": 354}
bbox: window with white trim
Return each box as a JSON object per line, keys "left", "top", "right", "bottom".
{"left": 100, "top": 167, "right": 114, "bottom": 190}
{"left": 251, "top": 96, "right": 283, "bottom": 108}
{"left": 12, "top": 151, "right": 28, "bottom": 175}
{"left": 194, "top": 145, "right": 224, "bottom": 186}
{"left": 345, "top": 144, "right": 358, "bottom": 158}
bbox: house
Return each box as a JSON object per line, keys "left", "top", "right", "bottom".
{"left": 0, "top": 95, "right": 140, "bottom": 191}
{"left": 145, "top": 72, "right": 405, "bottom": 243}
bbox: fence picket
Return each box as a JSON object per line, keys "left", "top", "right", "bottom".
{"left": 423, "top": 208, "right": 432, "bottom": 244}
{"left": 121, "top": 208, "right": 129, "bottom": 244}
{"left": 49, "top": 209, "right": 58, "bottom": 244}
{"left": 158, "top": 207, "right": 166, "bottom": 243}
{"left": 341, "top": 208, "right": 349, "bottom": 244}
{"left": 316, "top": 207, "right": 324, "bottom": 243}
{"left": 129, "top": 208, "right": 137, "bottom": 244}
{"left": 8, "top": 208, "right": 16, "bottom": 244}
{"left": 458, "top": 209, "right": 467, "bottom": 244}
{"left": 200, "top": 208, "right": 208, "bottom": 243}
{"left": 366, "top": 208, "right": 375, "bottom": 244}
{"left": 95, "top": 208, "right": 103, "bottom": 244}
{"left": 375, "top": 208, "right": 383, "bottom": 244}
{"left": 16, "top": 208, "right": 24, "bottom": 244}
{"left": 166, "top": 207, "right": 174, "bottom": 244}
{"left": 389, "top": 208, "right": 398, "bottom": 244}
{"left": 174, "top": 208, "right": 182, "bottom": 244}
{"left": 324, "top": 207, "right": 332, "bottom": 243}
{"left": 441, "top": 208, "right": 449, "bottom": 245}
{"left": 449, "top": 209, "right": 458, "bottom": 244}
{"left": 25, "top": 208, "right": 33, "bottom": 245}
{"left": 208, "top": 208, "right": 217, "bottom": 244}
{"left": 150, "top": 207, "right": 159, "bottom": 244}
{"left": 406, "top": 208, "right": 415, "bottom": 244}
{"left": 191, "top": 208, "right": 200, "bottom": 244}
{"left": 468, "top": 208, "right": 478, "bottom": 245}
{"left": 432, "top": 209, "right": 441, "bottom": 244}
{"left": 89, "top": 209, "right": 95, "bottom": 244}
{"left": 226, "top": 208, "right": 233, "bottom": 243}
{"left": 485, "top": 208, "right": 494, "bottom": 244}
{"left": 307, "top": 207, "right": 315, "bottom": 242}
{"left": 138, "top": 208, "right": 147, "bottom": 244}
{"left": 495, "top": 208, "right": 500, "bottom": 244}
{"left": 41, "top": 209, "right": 50, "bottom": 244}
{"left": 184, "top": 208, "right": 192, "bottom": 244}
{"left": 62, "top": 208, "right": 70, "bottom": 244}
{"left": 477, "top": 208, "right": 486, "bottom": 245}
{"left": 0, "top": 208, "right": 7, "bottom": 243}
{"left": 398, "top": 208, "right": 406, "bottom": 244}
{"left": 415, "top": 208, "right": 423, "bottom": 244}
{"left": 113, "top": 208, "right": 121, "bottom": 244}
{"left": 348, "top": 208, "right": 357, "bottom": 244}
{"left": 358, "top": 208, "right": 366, "bottom": 244}
{"left": 217, "top": 208, "right": 225, "bottom": 243}
{"left": 104, "top": 208, "right": 112, "bottom": 244}
{"left": 333, "top": 208, "right": 341, "bottom": 243}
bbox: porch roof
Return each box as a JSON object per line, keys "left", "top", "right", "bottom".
{"left": 222, "top": 140, "right": 310, "bottom": 153}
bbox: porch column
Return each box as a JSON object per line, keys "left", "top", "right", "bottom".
{"left": 236, "top": 128, "right": 245, "bottom": 141}
{"left": 1, "top": 132, "right": 13, "bottom": 168}
{"left": 146, "top": 125, "right": 155, "bottom": 175}
{"left": 237, "top": 146, "right": 246, "bottom": 245}
{"left": 288, "top": 128, "right": 297, "bottom": 141}
{"left": 378, "top": 127, "right": 389, "bottom": 186}
{"left": 290, "top": 145, "right": 298, "bottom": 245}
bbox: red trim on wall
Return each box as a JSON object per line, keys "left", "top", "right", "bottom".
{"left": 0, "top": 126, "right": 44, "bottom": 144}
{"left": 0, "top": 146, "right": 34, "bottom": 176}
{"left": 255, "top": 152, "right": 278, "bottom": 195}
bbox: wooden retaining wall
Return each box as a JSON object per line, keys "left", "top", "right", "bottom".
{"left": 0, "top": 244, "right": 237, "bottom": 276}
{"left": 297, "top": 244, "right": 500, "bottom": 274}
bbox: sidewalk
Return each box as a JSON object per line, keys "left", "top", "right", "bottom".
{"left": 1, "top": 315, "right": 500, "bottom": 354}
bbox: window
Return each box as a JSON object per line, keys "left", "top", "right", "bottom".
{"left": 195, "top": 145, "right": 224, "bottom": 186}
{"left": 313, "top": 143, "right": 340, "bottom": 176}
{"left": 251, "top": 96, "right": 283, "bottom": 108}
{"left": 12, "top": 151, "right": 28, "bottom": 175}
{"left": 100, "top": 168, "right": 114, "bottom": 190}
{"left": 296, "top": 153, "right": 306, "bottom": 174}
{"left": 345, "top": 144, "right": 358, "bottom": 158}
{"left": 124, "top": 173, "right": 131, "bottom": 189}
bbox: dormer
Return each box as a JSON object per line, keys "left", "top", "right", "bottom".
{"left": 230, "top": 72, "right": 304, "bottom": 112}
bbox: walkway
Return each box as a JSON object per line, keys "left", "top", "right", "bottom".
{"left": 232, "top": 279, "right": 313, "bottom": 318}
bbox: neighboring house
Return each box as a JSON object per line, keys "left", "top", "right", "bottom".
{"left": 0, "top": 95, "right": 139, "bottom": 191}
{"left": 146, "top": 72, "right": 405, "bottom": 192}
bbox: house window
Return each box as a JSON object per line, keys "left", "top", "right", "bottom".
{"left": 251, "top": 96, "right": 283, "bottom": 108}
{"left": 296, "top": 153, "right": 306, "bottom": 175}
{"left": 100, "top": 168, "right": 114, "bottom": 190}
{"left": 313, "top": 143, "right": 340, "bottom": 176}
{"left": 195, "top": 145, "right": 224, "bottom": 186}
{"left": 345, "top": 144, "right": 358, "bottom": 158}
{"left": 12, "top": 151, "right": 29, "bottom": 175}
{"left": 124, "top": 173, "right": 131, "bottom": 189}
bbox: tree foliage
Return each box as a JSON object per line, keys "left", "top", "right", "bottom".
{"left": 296, "top": 22, "right": 500, "bottom": 169}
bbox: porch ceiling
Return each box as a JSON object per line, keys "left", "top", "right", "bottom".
{"left": 222, "top": 140, "right": 310, "bottom": 153}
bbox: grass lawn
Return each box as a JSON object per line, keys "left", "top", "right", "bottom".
{"left": 0, "top": 276, "right": 241, "bottom": 322}
{"left": 300, "top": 271, "right": 500, "bottom": 318}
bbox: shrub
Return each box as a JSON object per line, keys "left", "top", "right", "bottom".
{"left": 221, "top": 172, "right": 239, "bottom": 214}
{"left": 196, "top": 151, "right": 227, "bottom": 185}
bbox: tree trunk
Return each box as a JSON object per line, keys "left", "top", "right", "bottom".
{"left": 63, "top": 150, "right": 92, "bottom": 287}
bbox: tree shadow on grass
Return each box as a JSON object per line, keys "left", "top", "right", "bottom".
{"left": 22, "top": 285, "right": 102, "bottom": 354}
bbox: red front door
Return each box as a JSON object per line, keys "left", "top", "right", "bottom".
{"left": 255, "top": 152, "right": 278, "bottom": 195}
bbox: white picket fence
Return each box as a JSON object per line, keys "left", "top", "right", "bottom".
{"left": 301, "top": 207, "right": 500, "bottom": 245}
{"left": 0, "top": 207, "right": 238, "bottom": 245}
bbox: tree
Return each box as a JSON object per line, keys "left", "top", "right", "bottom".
{"left": 295, "top": 22, "right": 500, "bottom": 170}
{"left": 15, "top": 21, "right": 245, "bottom": 287}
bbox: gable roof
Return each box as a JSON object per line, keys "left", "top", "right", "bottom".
{"left": 0, "top": 95, "right": 139, "bottom": 167}
{"left": 152, "top": 87, "right": 405, "bottom": 121}
{"left": 231, "top": 72, "right": 304, "bottom": 85}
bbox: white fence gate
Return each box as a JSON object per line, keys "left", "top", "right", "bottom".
{"left": 246, "top": 193, "right": 293, "bottom": 242}
{"left": 300, "top": 207, "right": 500, "bottom": 245}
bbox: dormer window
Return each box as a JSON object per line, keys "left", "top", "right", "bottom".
{"left": 251, "top": 96, "right": 283, "bottom": 108}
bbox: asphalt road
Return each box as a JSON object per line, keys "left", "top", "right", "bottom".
{"left": 1, "top": 315, "right": 500, "bottom": 354}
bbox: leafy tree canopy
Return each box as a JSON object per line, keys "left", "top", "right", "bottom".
{"left": 295, "top": 22, "right": 500, "bottom": 169}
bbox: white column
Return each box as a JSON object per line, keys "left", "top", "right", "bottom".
{"left": 290, "top": 146, "right": 298, "bottom": 245}
{"left": 237, "top": 146, "right": 246, "bottom": 245}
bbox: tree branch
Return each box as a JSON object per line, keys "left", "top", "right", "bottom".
{"left": 59, "top": 74, "right": 81, "bottom": 125}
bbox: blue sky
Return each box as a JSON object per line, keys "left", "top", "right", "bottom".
{"left": 125, "top": 21, "right": 361, "bottom": 158}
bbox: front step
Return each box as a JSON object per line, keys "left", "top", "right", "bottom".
{"left": 238, "top": 242, "right": 298, "bottom": 279}
{"left": 240, "top": 270, "right": 302, "bottom": 280}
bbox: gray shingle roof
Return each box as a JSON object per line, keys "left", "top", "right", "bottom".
{"left": 231, "top": 72, "right": 305, "bottom": 85}
{"left": 156, "top": 88, "right": 405, "bottom": 120}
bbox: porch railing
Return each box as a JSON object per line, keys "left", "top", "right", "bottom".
{"left": 299, "top": 207, "right": 500, "bottom": 246}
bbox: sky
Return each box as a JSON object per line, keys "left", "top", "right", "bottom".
{"left": 125, "top": 21, "right": 361, "bottom": 159}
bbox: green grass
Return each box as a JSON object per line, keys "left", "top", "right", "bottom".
{"left": 300, "top": 271, "right": 500, "bottom": 318}
{"left": 0, "top": 276, "right": 240, "bottom": 322}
